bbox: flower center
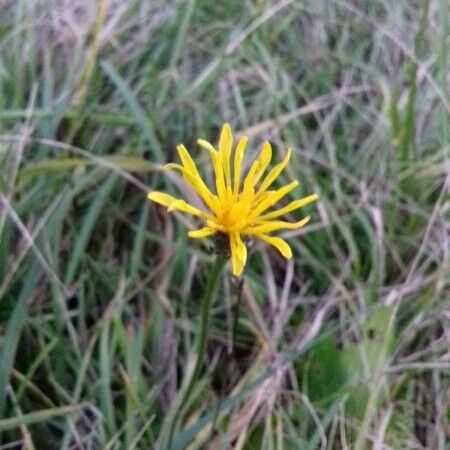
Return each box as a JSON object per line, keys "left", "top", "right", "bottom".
{"left": 217, "top": 196, "right": 251, "bottom": 232}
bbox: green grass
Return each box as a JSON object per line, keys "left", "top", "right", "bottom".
{"left": 0, "top": 0, "right": 449, "bottom": 448}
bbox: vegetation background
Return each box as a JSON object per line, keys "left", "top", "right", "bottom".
{"left": 0, "top": 0, "right": 448, "bottom": 448}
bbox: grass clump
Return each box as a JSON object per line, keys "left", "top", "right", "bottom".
{"left": 0, "top": 0, "right": 448, "bottom": 448}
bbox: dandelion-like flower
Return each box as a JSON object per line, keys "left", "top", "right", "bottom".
{"left": 148, "top": 123, "right": 318, "bottom": 276}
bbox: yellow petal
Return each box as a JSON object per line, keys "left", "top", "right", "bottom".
{"left": 233, "top": 136, "right": 248, "bottom": 195}
{"left": 163, "top": 162, "right": 184, "bottom": 171}
{"left": 230, "top": 232, "right": 245, "bottom": 276}
{"left": 241, "top": 160, "right": 259, "bottom": 203}
{"left": 254, "top": 141, "right": 272, "bottom": 185}
{"left": 176, "top": 145, "right": 215, "bottom": 197}
{"left": 206, "top": 219, "right": 225, "bottom": 231}
{"left": 147, "top": 191, "right": 178, "bottom": 207}
{"left": 257, "top": 194, "right": 318, "bottom": 220}
{"left": 168, "top": 199, "right": 212, "bottom": 218}
{"left": 177, "top": 144, "right": 199, "bottom": 176}
{"left": 229, "top": 233, "right": 239, "bottom": 275}
{"left": 257, "top": 234, "right": 292, "bottom": 259}
{"left": 188, "top": 227, "right": 216, "bottom": 238}
{"left": 147, "top": 191, "right": 212, "bottom": 219}
{"left": 244, "top": 216, "right": 310, "bottom": 234}
{"left": 198, "top": 138, "right": 227, "bottom": 201}
{"left": 255, "top": 148, "right": 291, "bottom": 199}
{"left": 197, "top": 139, "right": 217, "bottom": 154}
{"left": 183, "top": 171, "right": 218, "bottom": 213}
{"left": 163, "top": 158, "right": 218, "bottom": 214}
{"left": 210, "top": 151, "right": 227, "bottom": 201}
{"left": 219, "top": 123, "right": 233, "bottom": 189}
{"left": 250, "top": 180, "right": 298, "bottom": 219}
{"left": 235, "top": 232, "right": 247, "bottom": 266}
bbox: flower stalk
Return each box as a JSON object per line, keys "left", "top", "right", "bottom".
{"left": 193, "top": 255, "right": 226, "bottom": 380}
{"left": 164, "top": 255, "right": 226, "bottom": 450}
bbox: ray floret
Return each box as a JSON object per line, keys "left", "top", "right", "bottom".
{"left": 148, "top": 123, "right": 318, "bottom": 276}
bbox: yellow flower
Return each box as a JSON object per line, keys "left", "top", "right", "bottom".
{"left": 148, "top": 123, "right": 318, "bottom": 276}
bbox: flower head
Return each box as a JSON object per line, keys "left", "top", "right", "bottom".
{"left": 148, "top": 123, "right": 318, "bottom": 276}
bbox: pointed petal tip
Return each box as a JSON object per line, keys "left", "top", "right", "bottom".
{"left": 257, "top": 234, "right": 292, "bottom": 259}
{"left": 176, "top": 144, "right": 187, "bottom": 155}
{"left": 163, "top": 163, "right": 180, "bottom": 170}
{"left": 299, "top": 215, "right": 311, "bottom": 227}
{"left": 147, "top": 191, "right": 160, "bottom": 201}
{"left": 188, "top": 227, "right": 216, "bottom": 238}
{"left": 279, "top": 247, "right": 292, "bottom": 259}
{"left": 153, "top": 163, "right": 170, "bottom": 171}
{"left": 147, "top": 191, "right": 175, "bottom": 208}
{"left": 197, "top": 138, "right": 217, "bottom": 153}
{"left": 232, "top": 265, "right": 244, "bottom": 277}
{"left": 220, "top": 123, "right": 233, "bottom": 149}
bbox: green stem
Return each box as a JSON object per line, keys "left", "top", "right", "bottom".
{"left": 165, "top": 255, "right": 226, "bottom": 450}
{"left": 194, "top": 256, "right": 225, "bottom": 371}
{"left": 231, "top": 277, "right": 244, "bottom": 354}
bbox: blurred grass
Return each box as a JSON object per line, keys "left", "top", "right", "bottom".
{"left": 0, "top": 0, "right": 449, "bottom": 449}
